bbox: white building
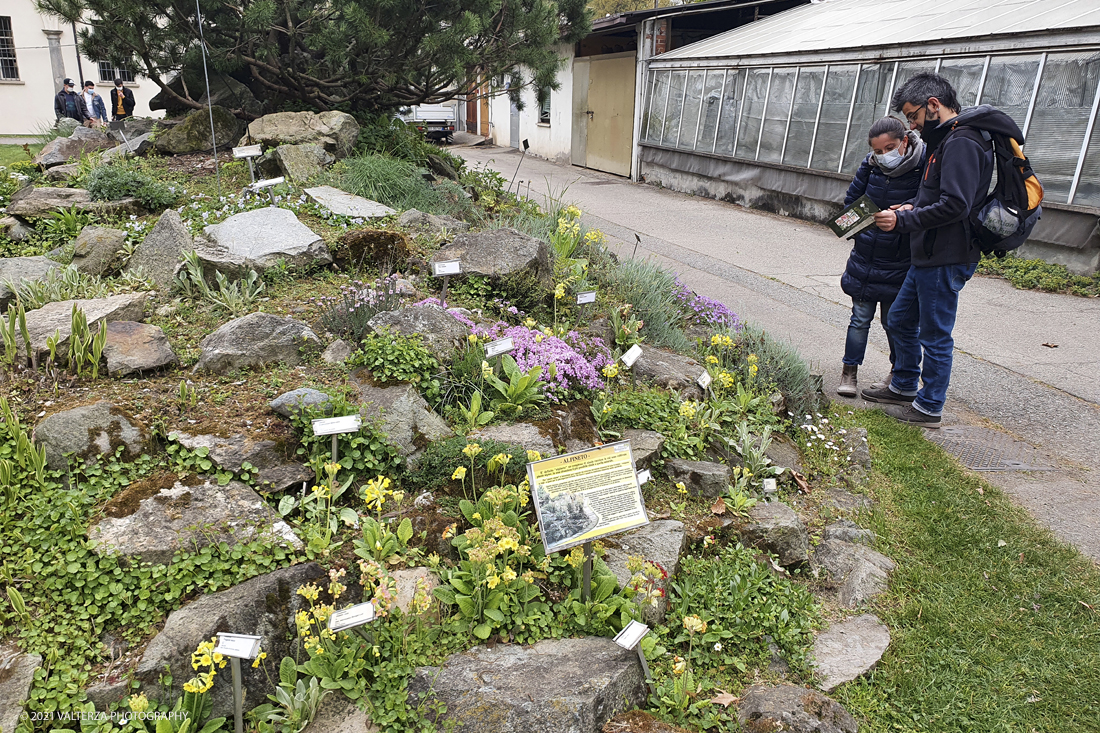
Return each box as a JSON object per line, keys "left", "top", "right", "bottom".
{"left": 0, "top": 0, "right": 161, "bottom": 142}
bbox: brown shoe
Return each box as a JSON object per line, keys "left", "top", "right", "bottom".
{"left": 837, "top": 365, "right": 858, "bottom": 398}
{"left": 869, "top": 369, "right": 894, "bottom": 391}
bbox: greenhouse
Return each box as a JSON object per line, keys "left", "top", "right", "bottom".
{"left": 636, "top": 0, "right": 1100, "bottom": 273}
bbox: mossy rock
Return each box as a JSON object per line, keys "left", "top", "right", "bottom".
{"left": 155, "top": 105, "right": 243, "bottom": 155}
{"left": 334, "top": 228, "right": 413, "bottom": 268}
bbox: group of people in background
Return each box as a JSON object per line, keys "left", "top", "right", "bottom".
{"left": 53, "top": 77, "right": 135, "bottom": 128}
{"left": 837, "top": 72, "right": 1028, "bottom": 429}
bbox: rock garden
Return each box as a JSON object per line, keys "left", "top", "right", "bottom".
{"left": 0, "top": 112, "right": 948, "bottom": 733}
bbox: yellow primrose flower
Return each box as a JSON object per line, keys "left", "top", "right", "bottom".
{"left": 710, "top": 334, "right": 722, "bottom": 346}
{"left": 128, "top": 693, "right": 150, "bottom": 714}
{"left": 468, "top": 333, "right": 478, "bottom": 343}
{"left": 463, "top": 443, "right": 482, "bottom": 459}
{"left": 527, "top": 450, "right": 542, "bottom": 462}
{"left": 602, "top": 363, "right": 619, "bottom": 379}
{"left": 251, "top": 650, "right": 267, "bottom": 668}
{"left": 676, "top": 481, "right": 687, "bottom": 495}
{"left": 535, "top": 334, "right": 543, "bottom": 343}
{"left": 486, "top": 573, "right": 501, "bottom": 589}
{"left": 472, "top": 512, "right": 482, "bottom": 521}
{"left": 679, "top": 402, "right": 696, "bottom": 419}
{"left": 672, "top": 656, "right": 686, "bottom": 674}
{"left": 683, "top": 615, "right": 708, "bottom": 634}
{"left": 501, "top": 567, "right": 517, "bottom": 583}
{"left": 452, "top": 466, "right": 467, "bottom": 480}
{"left": 524, "top": 318, "right": 537, "bottom": 328}
{"left": 706, "top": 355, "right": 719, "bottom": 364}
{"left": 296, "top": 583, "right": 321, "bottom": 602}
{"left": 554, "top": 283, "right": 566, "bottom": 300}
{"left": 442, "top": 523, "right": 457, "bottom": 540}
{"left": 324, "top": 462, "right": 340, "bottom": 480}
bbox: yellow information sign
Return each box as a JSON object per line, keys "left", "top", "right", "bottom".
{"left": 527, "top": 441, "right": 648, "bottom": 554}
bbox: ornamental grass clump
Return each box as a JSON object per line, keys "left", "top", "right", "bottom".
{"left": 313, "top": 274, "right": 404, "bottom": 343}
{"left": 597, "top": 256, "right": 690, "bottom": 351}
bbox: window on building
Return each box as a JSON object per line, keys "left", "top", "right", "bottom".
{"left": 98, "top": 61, "right": 135, "bottom": 83}
{"left": 0, "top": 17, "right": 19, "bottom": 80}
{"left": 538, "top": 88, "right": 551, "bottom": 124}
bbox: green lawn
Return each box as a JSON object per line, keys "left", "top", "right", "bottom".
{"left": 0, "top": 143, "right": 41, "bottom": 167}
{"left": 835, "top": 411, "right": 1100, "bottom": 732}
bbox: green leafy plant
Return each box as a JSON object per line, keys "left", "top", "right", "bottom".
{"left": 85, "top": 162, "right": 178, "bottom": 209}
{"left": 353, "top": 514, "right": 414, "bottom": 565}
{"left": 278, "top": 461, "right": 357, "bottom": 556}
{"left": 290, "top": 393, "right": 402, "bottom": 479}
{"left": 39, "top": 206, "right": 92, "bottom": 246}
{"left": 610, "top": 303, "right": 644, "bottom": 352}
{"left": 348, "top": 328, "right": 440, "bottom": 395}
{"left": 67, "top": 305, "right": 107, "bottom": 379}
{"left": 249, "top": 658, "right": 329, "bottom": 733}
{"left": 3, "top": 263, "right": 150, "bottom": 311}
{"left": 720, "top": 421, "right": 785, "bottom": 490}
{"left": 173, "top": 251, "right": 265, "bottom": 317}
{"left": 455, "top": 390, "right": 494, "bottom": 432}
{"left": 0, "top": 300, "right": 30, "bottom": 367}
{"left": 484, "top": 354, "right": 545, "bottom": 417}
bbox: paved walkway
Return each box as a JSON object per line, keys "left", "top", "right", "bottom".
{"left": 455, "top": 144, "right": 1100, "bottom": 562}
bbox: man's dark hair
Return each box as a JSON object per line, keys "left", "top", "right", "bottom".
{"left": 868, "top": 116, "right": 907, "bottom": 142}
{"left": 891, "top": 72, "right": 960, "bottom": 114}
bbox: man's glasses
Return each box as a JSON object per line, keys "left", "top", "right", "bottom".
{"left": 905, "top": 104, "right": 927, "bottom": 125}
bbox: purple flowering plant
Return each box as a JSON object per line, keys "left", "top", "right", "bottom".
{"left": 673, "top": 279, "right": 739, "bottom": 329}
{"left": 312, "top": 274, "right": 404, "bottom": 343}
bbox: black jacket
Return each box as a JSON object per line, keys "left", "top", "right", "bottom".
{"left": 894, "top": 105, "right": 1021, "bottom": 267}
{"left": 54, "top": 90, "right": 90, "bottom": 122}
{"left": 841, "top": 152, "right": 922, "bottom": 302}
{"left": 110, "top": 86, "right": 136, "bottom": 117}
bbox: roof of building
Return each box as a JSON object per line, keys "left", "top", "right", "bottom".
{"left": 659, "top": 0, "right": 1100, "bottom": 60}
{"left": 590, "top": 0, "right": 796, "bottom": 32}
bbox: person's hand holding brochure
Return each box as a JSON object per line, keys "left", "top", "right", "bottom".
{"left": 829, "top": 194, "right": 881, "bottom": 239}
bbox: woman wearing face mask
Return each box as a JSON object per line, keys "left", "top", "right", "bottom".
{"left": 836, "top": 116, "right": 926, "bottom": 398}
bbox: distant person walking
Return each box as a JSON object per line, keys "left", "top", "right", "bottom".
{"left": 865, "top": 72, "right": 1025, "bottom": 428}
{"left": 82, "top": 81, "right": 108, "bottom": 126}
{"left": 110, "top": 78, "right": 135, "bottom": 121}
{"left": 54, "top": 78, "right": 92, "bottom": 127}
{"left": 836, "top": 116, "right": 925, "bottom": 398}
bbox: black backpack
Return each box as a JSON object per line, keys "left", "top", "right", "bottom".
{"left": 956, "top": 125, "right": 1044, "bottom": 257}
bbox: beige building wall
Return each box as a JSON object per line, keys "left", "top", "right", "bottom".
{"left": 0, "top": 0, "right": 162, "bottom": 141}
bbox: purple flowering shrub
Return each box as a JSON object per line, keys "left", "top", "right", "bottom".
{"left": 313, "top": 274, "right": 404, "bottom": 342}
{"left": 673, "top": 279, "right": 739, "bottom": 329}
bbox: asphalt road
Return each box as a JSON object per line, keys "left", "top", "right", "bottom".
{"left": 455, "top": 143, "right": 1100, "bottom": 562}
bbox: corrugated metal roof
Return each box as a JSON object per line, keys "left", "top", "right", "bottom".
{"left": 659, "top": 0, "right": 1100, "bottom": 60}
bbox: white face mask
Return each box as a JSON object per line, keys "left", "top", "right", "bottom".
{"left": 874, "top": 143, "right": 906, "bottom": 169}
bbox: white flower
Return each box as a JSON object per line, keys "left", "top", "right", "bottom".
{"left": 713, "top": 642, "right": 722, "bottom": 652}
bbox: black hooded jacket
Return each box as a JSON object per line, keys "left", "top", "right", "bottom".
{"left": 894, "top": 105, "right": 1024, "bottom": 267}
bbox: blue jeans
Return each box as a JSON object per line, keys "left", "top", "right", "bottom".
{"left": 887, "top": 263, "right": 977, "bottom": 415}
{"left": 843, "top": 299, "right": 896, "bottom": 366}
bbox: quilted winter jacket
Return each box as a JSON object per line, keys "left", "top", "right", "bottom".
{"left": 839, "top": 154, "right": 923, "bottom": 302}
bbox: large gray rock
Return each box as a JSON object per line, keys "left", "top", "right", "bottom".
{"left": 367, "top": 305, "right": 467, "bottom": 360}
{"left": 20, "top": 293, "right": 148, "bottom": 363}
{"left": 0, "top": 256, "right": 59, "bottom": 311}
{"left": 812, "top": 615, "right": 891, "bottom": 692}
{"left": 302, "top": 697, "right": 378, "bottom": 733}
{"left": 104, "top": 321, "right": 178, "bottom": 375}
{"left": 274, "top": 144, "right": 334, "bottom": 182}
{"left": 45, "top": 163, "right": 80, "bottom": 182}
{"left": 197, "top": 75, "right": 263, "bottom": 118}
{"left": 194, "top": 312, "right": 321, "bottom": 374}
{"left": 242, "top": 111, "right": 360, "bottom": 156}
{"left": 100, "top": 132, "right": 155, "bottom": 162}
{"left": 764, "top": 433, "right": 805, "bottom": 475}
{"left": 200, "top": 206, "right": 331, "bottom": 274}
{"left": 821, "top": 488, "right": 872, "bottom": 513}
{"left": 107, "top": 117, "right": 172, "bottom": 142}
{"left": 398, "top": 208, "right": 469, "bottom": 235}
{"left": 33, "top": 401, "right": 151, "bottom": 471}
{"left": 813, "top": 539, "right": 895, "bottom": 608}
{"left": 391, "top": 567, "right": 441, "bottom": 617}
{"left": 321, "top": 339, "right": 353, "bottom": 364}
{"left": 71, "top": 225, "right": 127, "bottom": 276}
{"left": 169, "top": 431, "right": 312, "bottom": 492}
{"left": 740, "top": 501, "right": 810, "bottom": 567}
{"left": 431, "top": 228, "right": 551, "bottom": 285}
{"left": 156, "top": 106, "right": 244, "bottom": 155}
{"left": 603, "top": 520, "right": 685, "bottom": 624}
{"left": 269, "top": 388, "right": 335, "bottom": 418}
{"left": 306, "top": 185, "right": 395, "bottom": 219}
{"left": 469, "top": 423, "right": 556, "bottom": 458}
{"left": 125, "top": 209, "right": 192, "bottom": 290}
{"left": 5, "top": 186, "right": 139, "bottom": 218}
{"left": 823, "top": 519, "right": 874, "bottom": 546}
{"left": 622, "top": 429, "right": 664, "bottom": 471}
{"left": 633, "top": 345, "right": 706, "bottom": 399}
{"left": 55, "top": 117, "right": 80, "bottom": 137}
{"left": 737, "top": 684, "right": 857, "bottom": 733}
{"left": 131, "top": 563, "right": 325, "bottom": 718}
{"left": 34, "top": 128, "right": 114, "bottom": 168}
{"left": 664, "top": 458, "right": 730, "bottom": 498}
{"left": 352, "top": 375, "right": 452, "bottom": 461}
{"left": 0, "top": 645, "right": 42, "bottom": 733}
{"left": 408, "top": 637, "right": 646, "bottom": 733}
{"left": 89, "top": 477, "right": 301, "bottom": 564}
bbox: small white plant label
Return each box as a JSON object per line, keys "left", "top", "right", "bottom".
{"left": 214, "top": 633, "right": 262, "bottom": 659}
{"left": 621, "top": 344, "right": 643, "bottom": 368}
{"left": 636, "top": 469, "right": 651, "bottom": 485}
{"left": 576, "top": 291, "right": 597, "bottom": 305}
{"left": 485, "top": 337, "right": 515, "bottom": 358}
{"left": 329, "top": 602, "right": 377, "bottom": 632}
{"left": 614, "top": 620, "right": 650, "bottom": 650}
{"left": 697, "top": 371, "right": 712, "bottom": 389}
{"left": 311, "top": 414, "right": 362, "bottom": 436}
{"left": 432, "top": 260, "right": 462, "bottom": 276}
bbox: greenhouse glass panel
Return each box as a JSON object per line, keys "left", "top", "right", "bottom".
{"left": 697, "top": 70, "right": 725, "bottom": 154}
{"left": 1073, "top": 105, "right": 1100, "bottom": 206}
{"left": 785, "top": 67, "right": 825, "bottom": 168}
{"left": 980, "top": 55, "right": 1042, "bottom": 135}
{"left": 643, "top": 70, "right": 670, "bottom": 144}
{"left": 736, "top": 68, "right": 772, "bottom": 160}
{"left": 876, "top": 62, "right": 898, "bottom": 118}
{"left": 940, "top": 57, "right": 986, "bottom": 108}
{"left": 1026, "top": 51, "right": 1100, "bottom": 203}
{"left": 679, "top": 70, "right": 706, "bottom": 150}
{"left": 759, "top": 68, "right": 796, "bottom": 163}
{"left": 663, "top": 71, "right": 688, "bottom": 147}
{"left": 810, "top": 65, "right": 857, "bottom": 172}
{"left": 714, "top": 70, "right": 744, "bottom": 156}
{"left": 843, "top": 63, "right": 895, "bottom": 173}
{"left": 894, "top": 59, "right": 938, "bottom": 92}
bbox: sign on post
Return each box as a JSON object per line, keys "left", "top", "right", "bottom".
{"left": 233, "top": 145, "right": 262, "bottom": 159}
{"left": 697, "top": 371, "right": 712, "bottom": 390}
{"left": 328, "top": 602, "right": 377, "bottom": 632}
{"left": 432, "top": 260, "right": 462, "bottom": 277}
{"left": 620, "top": 344, "right": 643, "bottom": 368}
{"left": 485, "top": 336, "right": 515, "bottom": 358}
{"left": 527, "top": 441, "right": 648, "bottom": 555}
{"left": 575, "top": 291, "right": 597, "bottom": 305}
{"left": 614, "top": 619, "right": 650, "bottom": 650}
{"left": 214, "top": 633, "right": 262, "bottom": 659}
{"left": 311, "top": 415, "right": 362, "bottom": 436}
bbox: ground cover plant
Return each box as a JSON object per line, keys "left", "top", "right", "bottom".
{"left": 977, "top": 252, "right": 1100, "bottom": 297}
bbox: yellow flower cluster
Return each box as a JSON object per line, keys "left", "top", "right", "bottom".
{"left": 127, "top": 693, "right": 149, "bottom": 714}
{"left": 676, "top": 481, "right": 688, "bottom": 496}
{"left": 716, "top": 371, "right": 735, "bottom": 389}
{"left": 705, "top": 355, "right": 719, "bottom": 364}
{"left": 747, "top": 352, "right": 759, "bottom": 379}
{"left": 463, "top": 443, "right": 482, "bottom": 459}
{"left": 526, "top": 449, "right": 542, "bottom": 462}
{"left": 251, "top": 650, "right": 267, "bottom": 669}
{"left": 487, "top": 452, "right": 511, "bottom": 473}
{"left": 357, "top": 558, "right": 398, "bottom": 618}
{"left": 563, "top": 205, "right": 582, "bottom": 218}
{"left": 710, "top": 334, "right": 734, "bottom": 348}
{"left": 183, "top": 637, "right": 226, "bottom": 694}
{"left": 410, "top": 576, "right": 434, "bottom": 616}
{"left": 565, "top": 545, "right": 587, "bottom": 569}
{"left": 602, "top": 363, "right": 619, "bottom": 379}
{"left": 584, "top": 229, "right": 605, "bottom": 245}
{"left": 361, "top": 475, "right": 393, "bottom": 513}
{"left": 452, "top": 466, "right": 467, "bottom": 481}
{"left": 328, "top": 567, "right": 347, "bottom": 600}
{"left": 554, "top": 282, "right": 567, "bottom": 300}
{"left": 468, "top": 333, "right": 478, "bottom": 344}
{"left": 679, "top": 401, "right": 698, "bottom": 420}
{"left": 683, "top": 614, "right": 708, "bottom": 634}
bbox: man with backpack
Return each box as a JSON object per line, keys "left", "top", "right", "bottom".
{"left": 863, "top": 72, "right": 1038, "bottom": 428}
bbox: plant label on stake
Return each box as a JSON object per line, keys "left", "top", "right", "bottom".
{"left": 432, "top": 259, "right": 462, "bottom": 307}
{"left": 613, "top": 620, "right": 655, "bottom": 694}
{"left": 329, "top": 601, "right": 376, "bottom": 633}
{"left": 214, "top": 633, "right": 262, "bottom": 733}
{"left": 697, "top": 370, "right": 714, "bottom": 400}
{"left": 636, "top": 469, "right": 651, "bottom": 485}
{"left": 485, "top": 336, "right": 515, "bottom": 358}
{"left": 311, "top": 414, "right": 362, "bottom": 464}
{"left": 576, "top": 290, "right": 597, "bottom": 321}
{"left": 621, "top": 344, "right": 643, "bottom": 387}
